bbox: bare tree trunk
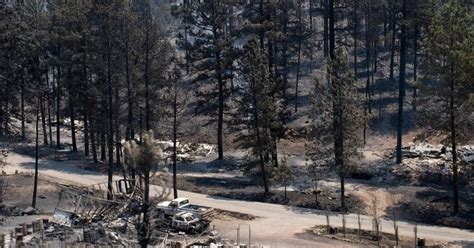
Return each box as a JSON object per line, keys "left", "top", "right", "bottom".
{"left": 389, "top": 14, "right": 396, "bottom": 81}
{"left": 295, "top": 0, "right": 303, "bottom": 113}
{"left": 125, "top": 38, "right": 134, "bottom": 141}
{"left": 309, "top": 0, "right": 313, "bottom": 32}
{"left": 69, "top": 95, "right": 77, "bottom": 152}
{"left": 413, "top": 13, "right": 419, "bottom": 112}
{"left": 144, "top": 17, "right": 151, "bottom": 132}
{"left": 20, "top": 77, "right": 26, "bottom": 140}
{"left": 353, "top": 0, "right": 358, "bottom": 80}
{"left": 213, "top": 24, "right": 225, "bottom": 161}
{"left": 365, "top": 15, "right": 372, "bottom": 114}
{"left": 100, "top": 130, "right": 106, "bottom": 161}
{"left": 84, "top": 111, "right": 90, "bottom": 157}
{"left": 172, "top": 82, "right": 178, "bottom": 199}
{"left": 323, "top": 0, "right": 329, "bottom": 57}
{"left": 259, "top": 0, "right": 265, "bottom": 50}
{"left": 32, "top": 97, "right": 40, "bottom": 209}
{"left": 372, "top": 39, "right": 377, "bottom": 96}
{"left": 139, "top": 169, "right": 150, "bottom": 248}
{"left": 41, "top": 93, "right": 48, "bottom": 146}
{"left": 90, "top": 114, "right": 98, "bottom": 163}
{"left": 449, "top": 40, "right": 459, "bottom": 215}
{"left": 107, "top": 41, "right": 114, "bottom": 200}
{"left": 47, "top": 73, "right": 53, "bottom": 147}
{"left": 396, "top": 0, "right": 407, "bottom": 164}
{"left": 115, "top": 81, "right": 121, "bottom": 170}
{"left": 56, "top": 63, "right": 61, "bottom": 149}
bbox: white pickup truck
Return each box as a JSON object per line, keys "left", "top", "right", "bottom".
{"left": 156, "top": 197, "right": 213, "bottom": 219}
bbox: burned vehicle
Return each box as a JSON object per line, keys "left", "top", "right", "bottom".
{"left": 171, "top": 212, "right": 210, "bottom": 234}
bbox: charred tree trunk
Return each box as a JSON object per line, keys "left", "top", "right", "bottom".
{"left": 259, "top": 0, "right": 265, "bottom": 50}
{"left": 41, "top": 94, "right": 48, "bottom": 146}
{"left": 365, "top": 15, "right": 372, "bottom": 114}
{"left": 389, "top": 14, "right": 396, "bottom": 81}
{"left": 396, "top": 0, "right": 407, "bottom": 164}
{"left": 115, "top": 82, "right": 121, "bottom": 170}
{"left": 125, "top": 38, "right": 134, "bottom": 141}
{"left": 84, "top": 111, "right": 90, "bottom": 157}
{"left": 144, "top": 17, "right": 151, "bottom": 132}
{"left": 20, "top": 77, "right": 26, "bottom": 140}
{"left": 69, "top": 95, "right": 77, "bottom": 152}
{"left": 56, "top": 63, "right": 61, "bottom": 149}
{"left": 413, "top": 16, "right": 419, "bottom": 112}
{"left": 323, "top": 0, "right": 329, "bottom": 58}
{"left": 32, "top": 97, "right": 40, "bottom": 209}
{"left": 213, "top": 25, "right": 225, "bottom": 161}
{"left": 295, "top": 0, "right": 303, "bottom": 113}
{"left": 100, "top": 129, "right": 106, "bottom": 161}
{"left": 47, "top": 73, "right": 53, "bottom": 147}
{"left": 449, "top": 35, "right": 459, "bottom": 215}
{"left": 172, "top": 81, "right": 178, "bottom": 199}
{"left": 90, "top": 114, "right": 98, "bottom": 163}
{"left": 107, "top": 42, "right": 114, "bottom": 200}
{"left": 353, "top": 0, "right": 358, "bottom": 80}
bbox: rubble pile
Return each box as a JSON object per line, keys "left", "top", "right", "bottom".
{"left": 46, "top": 179, "right": 222, "bottom": 247}
{"left": 156, "top": 140, "right": 215, "bottom": 162}
{"left": 0, "top": 203, "right": 21, "bottom": 216}
{"left": 401, "top": 143, "right": 474, "bottom": 163}
{"left": 390, "top": 143, "right": 474, "bottom": 186}
{"left": 21, "top": 219, "right": 139, "bottom": 247}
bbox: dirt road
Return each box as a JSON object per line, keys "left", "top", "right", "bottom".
{"left": 4, "top": 151, "right": 474, "bottom": 247}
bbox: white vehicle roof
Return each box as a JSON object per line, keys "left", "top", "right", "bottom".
{"left": 172, "top": 197, "right": 189, "bottom": 202}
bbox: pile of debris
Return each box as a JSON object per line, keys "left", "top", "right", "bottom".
{"left": 48, "top": 179, "right": 220, "bottom": 247}
{"left": 156, "top": 140, "right": 215, "bottom": 162}
{"left": 401, "top": 143, "right": 474, "bottom": 163}
{"left": 0, "top": 203, "right": 21, "bottom": 216}
{"left": 389, "top": 143, "right": 474, "bottom": 186}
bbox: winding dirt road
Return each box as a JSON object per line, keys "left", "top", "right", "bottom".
{"left": 4, "top": 151, "right": 474, "bottom": 247}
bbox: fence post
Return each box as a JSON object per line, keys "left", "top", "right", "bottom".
{"left": 342, "top": 213, "right": 346, "bottom": 238}
{"left": 357, "top": 214, "right": 361, "bottom": 242}
{"left": 236, "top": 226, "right": 240, "bottom": 246}
{"left": 414, "top": 224, "right": 418, "bottom": 248}
{"left": 249, "top": 225, "right": 251, "bottom": 248}
{"left": 326, "top": 213, "right": 330, "bottom": 234}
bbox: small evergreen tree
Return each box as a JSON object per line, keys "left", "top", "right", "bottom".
{"left": 236, "top": 38, "right": 282, "bottom": 195}
{"left": 123, "top": 131, "right": 170, "bottom": 248}
{"left": 272, "top": 153, "right": 294, "bottom": 202}
{"left": 308, "top": 48, "right": 365, "bottom": 211}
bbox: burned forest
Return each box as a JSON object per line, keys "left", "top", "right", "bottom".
{"left": 0, "top": 0, "right": 473, "bottom": 247}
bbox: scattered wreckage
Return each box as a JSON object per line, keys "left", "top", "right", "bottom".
{"left": 49, "top": 179, "right": 217, "bottom": 246}
{"left": 401, "top": 143, "right": 474, "bottom": 163}
{"left": 53, "top": 179, "right": 139, "bottom": 226}
{"left": 388, "top": 143, "right": 474, "bottom": 186}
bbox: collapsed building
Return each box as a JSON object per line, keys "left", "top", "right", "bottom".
{"left": 1, "top": 179, "right": 221, "bottom": 247}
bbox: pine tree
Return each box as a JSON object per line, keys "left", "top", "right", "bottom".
{"left": 308, "top": 49, "right": 365, "bottom": 211}
{"left": 123, "top": 131, "right": 169, "bottom": 248}
{"left": 236, "top": 38, "right": 281, "bottom": 195}
{"left": 419, "top": 0, "right": 474, "bottom": 215}
{"left": 272, "top": 153, "right": 294, "bottom": 202}
{"left": 396, "top": 0, "right": 408, "bottom": 164}
{"left": 176, "top": 1, "right": 235, "bottom": 161}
